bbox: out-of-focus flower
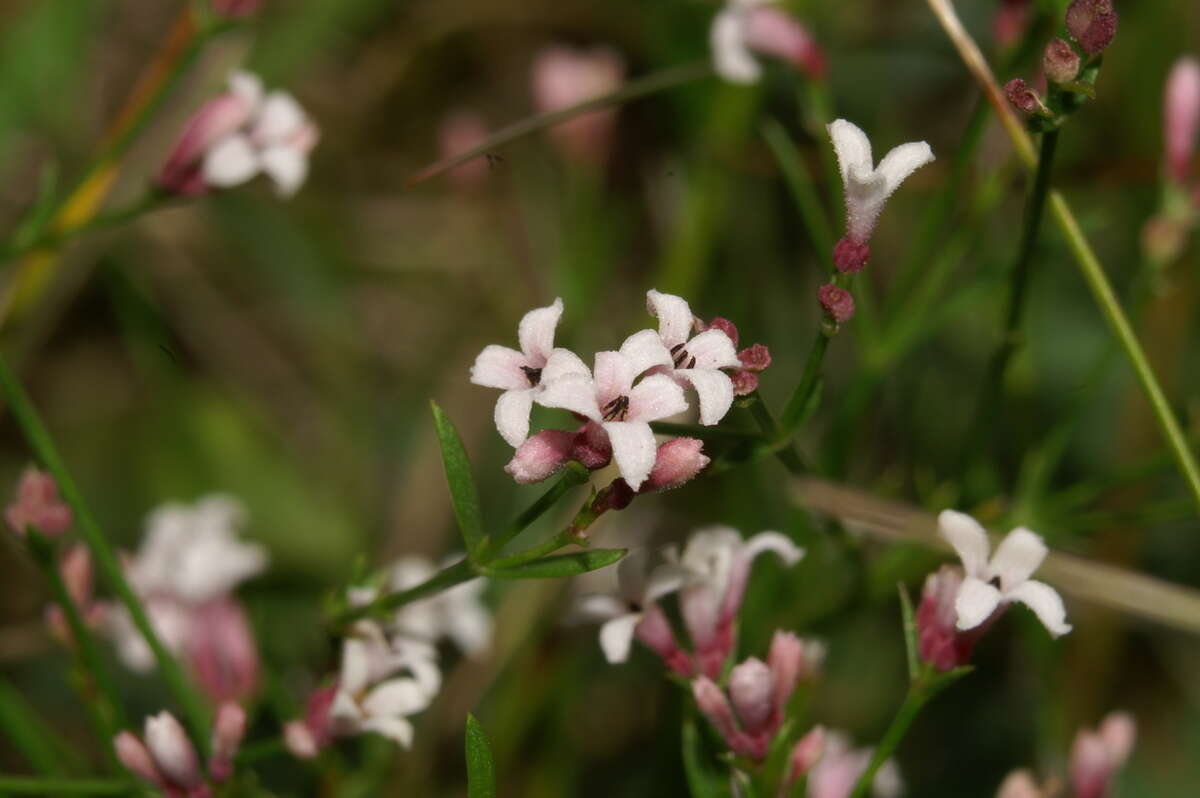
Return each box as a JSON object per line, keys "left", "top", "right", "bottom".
{"left": 993, "top": 0, "right": 1032, "bottom": 50}
{"left": 383, "top": 557, "right": 492, "bottom": 657}
{"left": 807, "top": 731, "right": 903, "bottom": 798}
{"left": 710, "top": 0, "right": 826, "bottom": 84}
{"left": 1065, "top": 0, "right": 1118, "bottom": 57}
{"left": 827, "top": 119, "right": 934, "bottom": 272}
{"left": 45, "top": 545, "right": 106, "bottom": 644}
{"left": 1043, "top": 38, "right": 1082, "bottom": 85}
{"left": 118, "top": 711, "right": 205, "bottom": 796}
{"left": 470, "top": 298, "right": 567, "bottom": 447}
{"left": 818, "top": 283, "right": 856, "bottom": 325}
{"left": 915, "top": 564, "right": 985, "bottom": 672}
{"left": 537, "top": 331, "right": 687, "bottom": 490}
{"left": 645, "top": 290, "right": 741, "bottom": 425}
{"left": 6, "top": 467, "right": 72, "bottom": 537}
{"left": 284, "top": 684, "right": 337, "bottom": 760}
{"left": 1165, "top": 57, "right": 1200, "bottom": 186}
{"left": 212, "top": 0, "right": 263, "bottom": 17}
{"left": 665, "top": 527, "right": 804, "bottom": 678}
{"left": 530, "top": 45, "right": 624, "bottom": 162}
{"left": 102, "top": 495, "right": 267, "bottom": 703}
{"left": 1070, "top": 712, "right": 1136, "bottom": 798}
{"left": 439, "top": 109, "right": 491, "bottom": 188}
{"left": 208, "top": 702, "right": 246, "bottom": 783}
{"left": 786, "top": 725, "right": 827, "bottom": 788}
{"left": 159, "top": 71, "right": 318, "bottom": 197}
{"left": 995, "top": 770, "right": 1044, "bottom": 798}
{"left": 939, "top": 510, "right": 1071, "bottom": 638}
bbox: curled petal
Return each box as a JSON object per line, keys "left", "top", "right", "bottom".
{"left": 598, "top": 613, "right": 642, "bottom": 663}
{"left": 955, "top": 576, "right": 1002, "bottom": 631}
{"left": 988, "top": 527, "right": 1048, "bottom": 592}
{"left": 678, "top": 368, "right": 735, "bottom": 426}
{"left": 1006, "top": 579, "right": 1071, "bottom": 638}
{"left": 362, "top": 678, "right": 433, "bottom": 719}
{"left": 574, "top": 594, "right": 628, "bottom": 622}
{"left": 684, "top": 328, "right": 740, "bottom": 370}
{"left": 646, "top": 289, "right": 695, "bottom": 349}
{"left": 938, "top": 510, "right": 991, "bottom": 579}
{"left": 827, "top": 119, "right": 874, "bottom": 186}
{"left": 618, "top": 329, "right": 674, "bottom": 376}
{"left": 627, "top": 373, "right": 688, "bottom": 422}
{"left": 360, "top": 715, "right": 414, "bottom": 748}
{"left": 202, "top": 134, "right": 260, "bottom": 188}
{"left": 493, "top": 389, "right": 535, "bottom": 448}
{"left": 643, "top": 563, "right": 690, "bottom": 605}
{"left": 259, "top": 145, "right": 308, "bottom": 197}
{"left": 711, "top": 8, "right": 761, "bottom": 84}
{"left": 252, "top": 91, "right": 307, "bottom": 143}
{"left": 875, "top": 141, "right": 935, "bottom": 198}
{"left": 603, "top": 421, "right": 658, "bottom": 490}
{"left": 470, "top": 345, "right": 530, "bottom": 391}
{"left": 744, "top": 531, "right": 804, "bottom": 567}
{"left": 517, "top": 298, "right": 564, "bottom": 365}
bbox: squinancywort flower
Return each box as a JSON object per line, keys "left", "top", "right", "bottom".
{"left": 537, "top": 331, "right": 688, "bottom": 490}
{"left": 827, "top": 119, "right": 934, "bottom": 273}
{"left": 530, "top": 45, "right": 625, "bottom": 163}
{"left": 645, "top": 290, "right": 741, "bottom": 425}
{"left": 806, "top": 731, "right": 904, "bottom": 798}
{"left": 666, "top": 527, "right": 805, "bottom": 678}
{"left": 939, "top": 510, "right": 1072, "bottom": 637}
{"left": 710, "top": 0, "right": 826, "bottom": 85}
{"left": 1069, "top": 712, "right": 1136, "bottom": 798}
{"left": 470, "top": 297, "right": 566, "bottom": 447}
{"left": 5, "top": 467, "right": 72, "bottom": 537}
{"left": 159, "top": 71, "right": 318, "bottom": 197}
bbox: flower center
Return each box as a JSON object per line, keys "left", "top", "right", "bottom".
{"left": 602, "top": 395, "right": 630, "bottom": 422}
{"left": 521, "top": 366, "right": 543, "bottom": 387}
{"left": 671, "top": 343, "right": 696, "bottom": 370}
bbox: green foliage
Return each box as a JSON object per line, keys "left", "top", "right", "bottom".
{"left": 484, "top": 549, "right": 627, "bottom": 579}
{"left": 465, "top": 714, "right": 497, "bottom": 798}
{"left": 431, "top": 401, "right": 488, "bottom": 558}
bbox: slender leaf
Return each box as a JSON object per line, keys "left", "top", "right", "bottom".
{"left": 485, "top": 549, "right": 626, "bottom": 580}
{"left": 430, "top": 401, "right": 486, "bottom": 555}
{"left": 681, "top": 714, "right": 734, "bottom": 798}
{"left": 464, "top": 714, "right": 496, "bottom": 798}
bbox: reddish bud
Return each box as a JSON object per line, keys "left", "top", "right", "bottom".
{"left": 115, "top": 731, "right": 168, "bottom": 788}
{"left": 144, "top": 711, "right": 202, "bottom": 789}
{"left": 570, "top": 421, "right": 613, "bottom": 470}
{"left": 916, "top": 566, "right": 981, "bottom": 671}
{"left": 642, "top": 438, "right": 709, "bottom": 492}
{"left": 209, "top": 703, "right": 247, "bottom": 783}
{"left": 1066, "top": 0, "right": 1118, "bottom": 56}
{"left": 692, "top": 676, "right": 740, "bottom": 742}
{"left": 730, "top": 370, "right": 759, "bottom": 396}
{"left": 1165, "top": 57, "right": 1200, "bottom": 184}
{"left": 738, "top": 344, "right": 772, "bottom": 373}
{"left": 504, "top": 429, "right": 575, "bottom": 484}
{"left": 818, "top": 284, "right": 855, "bottom": 324}
{"left": 6, "top": 468, "right": 72, "bottom": 537}
{"left": 729, "top": 658, "right": 774, "bottom": 735}
{"left": 832, "top": 236, "right": 870, "bottom": 273}
{"left": 187, "top": 599, "right": 260, "bottom": 704}
{"left": 1043, "top": 38, "right": 1081, "bottom": 84}
{"left": 1005, "top": 78, "right": 1043, "bottom": 116}
{"left": 787, "top": 726, "right": 827, "bottom": 785}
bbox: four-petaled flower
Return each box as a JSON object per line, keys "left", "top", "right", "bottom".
{"left": 939, "top": 510, "right": 1072, "bottom": 638}
{"left": 646, "top": 290, "right": 741, "bottom": 425}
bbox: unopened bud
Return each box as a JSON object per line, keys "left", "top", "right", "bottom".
{"left": 1165, "top": 57, "right": 1200, "bottom": 184}
{"left": 729, "top": 658, "right": 774, "bottom": 735}
{"left": 737, "top": 343, "right": 771, "bottom": 373}
{"left": 730, "top": 370, "right": 759, "bottom": 396}
{"left": 692, "top": 677, "right": 738, "bottom": 741}
{"left": 504, "top": 429, "right": 574, "bottom": 484}
{"left": 744, "top": 5, "right": 827, "bottom": 80}
{"left": 284, "top": 720, "right": 319, "bottom": 760}
{"left": 705, "top": 317, "right": 739, "bottom": 347}
{"left": 144, "top": 712, "right": 202, "bottom": 789}
{"left": 209, "top": 702, "right": 247, "bottom": 783}
{"left": 1043, "top": 38, "right": 1081, "bottom": 84}
{"left": 1099, "top": 711, "right": 1136, "bottom": 766}
{"left": 1005, "top": 78, "right": 1045, "bottom": 116}
{"left": 115, "top": 731, "right": 167, "bottom": 787}
{"left": 996, "top": 770, "right": 1044, "bottom": 798}
{"left": 787, "top": 726, "right": 827, "bottom": 784}
{"left": 570, "top": 421, "right": 613, "bottom": 470}
{"left": 642, "top": 438, "right": 709, "bottom": 492}
{"left": 818, "top": 284, "right": 855, "bottom": 324}
{"left": 1066, "top": 0, "right": 1118, "bottom": 57}
{"left": 832, "top": 236, "right": 870, "bottom": 273}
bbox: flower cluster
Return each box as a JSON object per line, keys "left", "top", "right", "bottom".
{"left": 285, "top": 556, "right": 493, "bottom": 756}
{"left": 471, "top": 290, "right": 770, "bottom": 492}
{"left": 116, "top": 704, "right": 246, "bottom": 797}
{"left": 997, "top": 711, "right": 1135, "bottom": 798}
{"left": 710, "top": 0, "right": 826, "bottom": 84}
{"left": 916, "top": 510, "right": 1071, "bottom": 672}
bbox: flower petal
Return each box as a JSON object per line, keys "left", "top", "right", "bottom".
{"left": 593, "top": 350, "right": 637, "bottom": 405}
{"left": 537, "top": 373, "right": 600, "bottom": 420}
{"left": 646, "top": 289, "right": 695, "bottom": 349}
{"left": 989, "top": 527, "right": 1048, "bottom": 592}
{"left": 258, "top": 145, "right": 308, "bottom": 197}
{"left": 1006, "top": 579, "right": 1072, "bottom": 638}
{"left": 541, "top": 348, "right": 590, "bottom": 383}
{"left": 517, "top": 298, "right": 564, "bottom": 365}
{"left": 618, "top": 329, "right": 673, "bottom": 377}
{"left": 252, "top": 91, "right": 307, "bottom": 143}
{"left": 603, "top": 420, "right": 658, "bottom": 490}
{"left": 955, "top": 576, "right": 1002, "bottom": 631}
{"left": 470, "top": 345, "right": 529, "bottom": 390}
{"left": 684, "top": 328, "right": 740, "bottom": 370}
{"left": 202, "top": 134, "right": 260, "bottom": 188}
{"left": 362, "top": 678, "right": 433, "bottom": 719}
{"left": 494, "top": 389, "right": 534, "bottom": 447}
{"left": 627, "top": 373, "right": 688, "bottom": 423}
{"left": 598, "top": 613, "right": 642, "bottom": 663}
{"left": 339, "top": 636, "right": 370, "bottom": 695}
{"left": 743, "top": 531, "right": 804, "bottom": 567}
{"left": 228, "top": 71, "right": 264, "bottom": 109}
{"left": 875, "top": 140, "right": 934, "bottom": 199}
{"left": 938, "top": 510, "right": 991, "bottom": 579}
{"left": 711, "top": 8, "right": 761, "bottom": 84}
{"left": 574, "top": 594, "right": 628, "bottom": 622}
{"left": 827, "top": 119, "right": 874, "bottom": 186}
{"left": 360, "top": 715, "right": 414, "bottom": 748}
{"left": 678, "top": 368, "right": 735, "bottom": 425}
{"left": 643, "top": 563, "right": 690, "bottom": 605}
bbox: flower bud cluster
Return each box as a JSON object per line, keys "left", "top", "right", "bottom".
{"left": 116, "top": 704, "right": 246, "bottom": 796}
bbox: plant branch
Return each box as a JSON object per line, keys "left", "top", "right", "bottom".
{"left": 781, "top": 331, "right": 831, "bottom": 433}
{"left": 0, "top": 777, "right": 135, "bottom": 795}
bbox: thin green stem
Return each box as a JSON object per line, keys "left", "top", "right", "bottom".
{"left": 0, "top": 777, "right": 135, "bottom": 795}
{"left": 483, "top": 462, "right": 589, "bottom": 557}
{"left": 331, "top": 558, "right": 477, "bottom": 628}
{"left": 1, "top": 193, "right": 173, "bottom": 262}
{"left": 781, "top": 331, "right": 831, "bottom": 433}
{"left": 649, "top": 421, "right": 762, "bottom": 442}
{"left": 486, "top": 529, "right": 580, "bottom": 571}
{"left": 746, "top": 393, "right": 806, "bottom": 474}
{"left": 0, "top": 357, "right": 211, "bottom": 753}
{"left": 0, "top": 679, "right": 84, "bottom": 776}
{"left": 846, "top": 685, "right": 928, "bottom": 798}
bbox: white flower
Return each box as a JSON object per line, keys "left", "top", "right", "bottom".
{"left": 646, "top": 290, "right": 741, "bottom": 425}
{"left": 827, "top": 118, "right": 934, "bottom": 243}
{"left": 939, "top": 510, "right": 1072, "bottom": 638}
{"left": 711, "top": 0, "right": 770, "bottom": 84}
{"left": 573, "top": 549, "right": 688, "bottom": 663}
{"left": 201, "top": 71, "right": 319, "bottom": 197}
{"left": 470, "top": 298, "right": 567, "bottom": 447}
{"left": 329, "top": 621, "right": 441, "bottom": 749}
{"left": 385, "top": 557, "right": 493, "bottom": 657}
{"left": 537, "top": 330, "right": 687, "bottom": 490}
{"left": 710, "top": 0, "right": 825, "bottom": 85}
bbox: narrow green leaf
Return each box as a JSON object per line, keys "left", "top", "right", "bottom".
{"left": 465, "top": 714, "right": 496, "bottom": 798}
{"left": 430, "top": 401, "right": 487, "bottom": 555}
{"left": 682, "top": 714, "right": 734, "bottom": 798}
{"left": 485, "top": 549, "right": 626, "bottom": 580}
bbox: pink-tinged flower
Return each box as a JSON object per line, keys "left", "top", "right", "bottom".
{"left": 939, "top": 510, "right": 1071, "bottom": 638}
{"left": 915, "top": 564, "right": 986, "bottom": 672}
{"left": 439, "top": 109, "right": 491, "bottom": 188}
{"left": 530, "top": 45, "right": 624, "bottom": 162}
{"left": 284, "top": 684, "right": 337, "bottom": 760}
{"left": 144, "top": 711, "right": 203, "bottom": 792}
{"left": 505, "top": 422, "right": 615, "bottom": 484}
{"left": 384, "top": 557, "right": 492, "bottom": 657}
{"left": 1165, "top": 57, "right": 1200, "bottom": 185}
{"left": 45, "top": 545, "right": 105, "bottom": 644}
{"left": 710, "top": 0, "right": 825, "bottom": 84}
{"left": 212, "top": 0, "right": 263, "bottom": 17}
{"left": 470, "top": 298, "right": 567, "bottom": 447}
{"left": 6, "top": 467, "right": 72, "bottom": 537}
{"left": 208, "top": 702, "right": 247, "bottom": 783}
{"left": 186, "top": 598, "right": 260, "bottom": 703}
{"left": 807, "top": 731, "right": 903, "bottom": 798}
{"left": 537, "top": 331, "right": 687, "bottom": 490}
{"left": 646, "top": 290, "right": 741, "bottom": 425}
{"left": 818, "top": 283, "right": 855, "bottom": 324}
{"left": 162, "top": 71, "right": 318, "bottom": 198}
{"left": 641, "top": 437, "right": 709, "bottom": 492}
{"left": 828, "top": 119, "right": 934, "bottom": 270}
{"left": 328, "top": 621, "right": 442, "bottom": 749}
{"left": 573, "top": 548, "right": 689, "bottom": 667}
{"left": 1065, "top": 0, "right": 1118, "bottom": 57}
{"left": 787, "top": 726, "right": 827, "bottom": 787}
{"left": 993, "top": 0, "right": 1032, "bottom": 50}
{"left": 995, "top": 770, "right": 1043, "bottom": 798}
{"left": 701, "top": 317, "right": 772, "bottom": 397}
{"left": 665, "top": 527, "right": 804, "bottom": 679}
{"left": 1069, "top": 712, "right": 1136, "bottom": 798}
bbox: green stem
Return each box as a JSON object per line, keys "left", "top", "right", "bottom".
{"left": 781, "top": 332, "right": 831, "bottom": 433}
{"left": 331, "top": 558, "right": 477, "bottom": 628}
{"left": 746, "top": 393, "right": 806, "bottom": 474}
{"left": 0, "top": 679, "right": 84, "bottom": 776}
{"left": 649, "top": 421, "right": 762, "bottom": 442}
{"left": 0, "top": 357, "right": 211, "bottom": 753}
{"left": 486, "top": 529, "right": 580, "bottom": 571}
{"left": 1, "top": 193, "right": 173, "bottom": 262}
{"left": 846, "top": 685, "right": 930, "bottom": 798}
{"left": 483, "top": 462, "right": 589, "bottom": 557}
{"left": 0, "top": 777, "right": 135, "bottom": 795}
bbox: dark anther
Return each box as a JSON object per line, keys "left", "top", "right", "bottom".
{"left": 672, "top": 346, "right": 691, "bottom": 369}
{"left": 686, "top": 356, "right": 696, "bottom": 369}
{"left": 521, "top": 366, "right": 543, "bottom": 386}
{"left": 602, "top": 395, "right": 630, "bottom": 422}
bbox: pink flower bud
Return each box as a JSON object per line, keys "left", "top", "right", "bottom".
{"left": 767, "top": 630, "right": 816, "bottom": 708}
{"left": 832, "top": 236, "right": 870, "bottom": 273}
{"left": 145, "top": 711, "right": 202, "bottom": 789}
{"left": 187, "top": 599, "right": 260, "bottom": 703}
{"left": 570, "top": 421, "right": 613, "bottom": 469}
{"left": 730, "top": 370, "right": 759, "bottom": 396}
{"left": 738, "top": 344, "right": 771, "bottom": 373}
{"left": 705, "top": 317, "right": 739, "bottom": 348}
{"left": 60, "top": 544, "right": 94, "bottom": 608}
{"left": 642, "top": 438, "right": 709, "bottom": 492}
{"left": 993, "top": 0, "right": 1032, "bottom": 50}
{"left": 787, "top": 726, "right": 827, "bottom": 785}
{"left": 1005, "top": 78, "right": 1043, "bottom": 116}
{"left": 818, "top": 284, "right": 855, "bottom": 324}
{"left": 1069, "top": 712, "right": 1135, "bottom": 798}
{"left": 1065, "top": 0, "right": 1118, "bottom": 56}
{"left": 996, "top": 770, "right": 1043, "bottom": 798}
{"left": 1165, "top": 57, "right": 1200, "bottom": 184}
{"left": 744, "top": 5, "right": 827, "bottom": 81}
{"left": 916, "top": 565, "right": 980, "bottom": 671}
{"left": 530, "top": 45, "right": 624, "bottom": 163}
{"left": 1099, "top": 711, "right": 1136, "bottom": 765}
{"left": 115, "top": 730, "right": 168, "bottom": 788}
{"left": 212, "top": 0, "right": 263, "bottom": 17}
{"left": 159, "top": 92, "right": 256, "bottom": 196}
{"left": 439, "top": 109, "right": 491, "bottom": 189}
{"left": 284, "top": 720, "right": 318, "bottom": 760}
{"left": 208, "top": 703, "right": 247, "bottom": 783}
{"left": 505, "top": 429, "right": 574, "bottom": 484}
{"left": 729, "top": 658, "right": 774, "bottom": 735}
{"left": 635, "top": 603, "right": 693, "bottom": 677}
{"left": 692, "top": 676, "right": 739, "bottom": 742}
{"left": 6, "top": 468, "right": 72, "bottom": 537}
{"left": 1043, "top": 38, "right": 1081, "bottom": 85}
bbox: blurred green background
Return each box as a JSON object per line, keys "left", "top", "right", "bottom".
{"left": 1, "top": 0, "right": 1199, "bottom": 794}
